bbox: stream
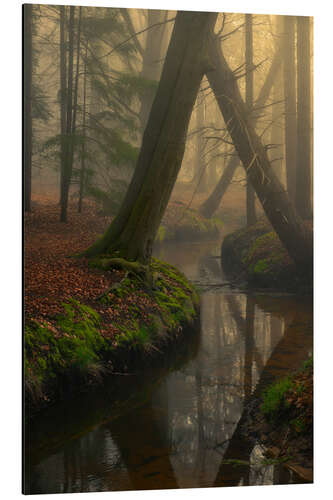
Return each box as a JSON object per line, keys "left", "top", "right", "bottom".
{"left": 24, "top": 238, "right": 313, "bottom": 493}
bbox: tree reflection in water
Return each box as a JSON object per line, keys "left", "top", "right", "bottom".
{"left": 25, "top": 241, "right": 312, "bottom": 493}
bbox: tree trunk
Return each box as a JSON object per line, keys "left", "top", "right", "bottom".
{"left": 295, "top": 16, "right": 312, "bottom": 219}
{"left": 59, "top": 6, "right": 67, "bottom": 207}
{"left": 78, "top": 44, "right": 88, "bottom": 213}
{"left": 60, "top": 6, "right": 75, "bottom": 222}
{"left": 82, "top": 11, "right": 218, "bottom": 263}
{"left": 282, "top": 16, "right": 297, "bottom": 202}
{"left": 192, "top": 90, "right": 208, "bottom": 192}
{"left": 23, "top": 4, "right": 33, "bottom": 212}
{"left": 245, "top": 14, "right": 256, "bottom": 226}
{"left": 206, "top": 34, "right": 312, "bottom": 270}
{"left": 199, "top": 47, "right": 282, "bottom": 219}
{"left": 270, "top": 80, "right": 284, "bottom": 183}
{"left": 138, "top": 9, "right": 169, "bottom": 129}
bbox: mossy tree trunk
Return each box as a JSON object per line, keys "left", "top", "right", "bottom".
{"left": 199, "top": 47, "right": 282, "bottom": 219}
{"left": 82, "top": 11, "right": 218, "bottom": 264}
{"left": 206, "top": 34, "right": 312, "bottom": 270}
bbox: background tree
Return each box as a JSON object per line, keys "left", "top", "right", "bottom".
{"left": 282, "top": 15, "right": 297, "bottom": 202}
{"left": 245, "top": 14, "right": 256, "bottom": 226}
{"left": 295, "top": 15, "right": 312, "bottom": 219}
{"left": 24, "top": 4, "right": 33, "bottom": 212}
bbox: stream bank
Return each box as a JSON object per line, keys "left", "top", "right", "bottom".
{"left": 25, "top": 257, "right": 200, "bottom": 415}
{"left": 221, "top": 220, "right": 313, "bottom": 292}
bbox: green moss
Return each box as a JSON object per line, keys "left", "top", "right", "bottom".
{"left": 25, "top": 259, "right": 199, "bottom": 408}
{"left": 253, "top": 258, "right": 270, "bottom": 274}
{"left": 25, "top": 299, "right": 106, "bottom": 402}
{"left": 260, "top": 377, "right": 293, "bottom": 421}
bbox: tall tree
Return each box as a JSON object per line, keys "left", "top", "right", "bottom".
{"left": 295, "top": 16, "right": 312, "bottom": 219}
{"left": 193, "top": 89, "right": 208, "bottom": 193}
{"left": 206, "top": 34, "right": 312, "bottom": 270}
{"left": 82, "top": 11, "right": 218, "bottom": 263}
{"left": 23, "top": 4, "right": 33, "bottom": 212}
{"left": 60, "top": 6, "right": 75, "bottom": 222}
{"left": 78, "top": 44, "right": 88, "bottom": 213}
{"left": 245, "top": 14, "right": 256, "bottom": 225}
{"left": 138, "top": 9, "right": 169, "bottom": 128}
{"left": 282, "top": 15, "right": 297, "bottom": 202}
{"left": 59, "top": 5, "right": 68, "bottom": 211}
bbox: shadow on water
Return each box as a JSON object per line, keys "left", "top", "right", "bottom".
{"left": 24, "top": 239, "right": 313, "bottom": 493}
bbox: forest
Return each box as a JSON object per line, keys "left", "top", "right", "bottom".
{"left": 23, "top": 4, "right": 313, "bottom": 494}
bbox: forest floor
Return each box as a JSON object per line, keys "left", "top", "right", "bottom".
{"left": 24, "top": 196, "right": 199, "bottom": 411}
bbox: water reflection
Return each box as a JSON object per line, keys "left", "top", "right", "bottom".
{"left": 25, "top": 240, "right": 312, "bottom": 493}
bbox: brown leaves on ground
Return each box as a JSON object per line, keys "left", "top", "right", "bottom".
{"left": 24, "top": 198, "right": 159, "bottom": 339}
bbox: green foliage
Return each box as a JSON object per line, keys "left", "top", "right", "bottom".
{"left": 260, "top": 377, "right": 293, "bottom": 421}
{"left": 253, "top": 258, "right": 270, "bottom": 274}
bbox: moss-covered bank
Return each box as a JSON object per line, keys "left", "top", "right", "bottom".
{"left": 24, "top": 258, "right": 200, "bottom": 414}
{"left": 258, "top": 357, "right": 313, "bottom": 481}
{"left": 221, "top": 220, "right": 313, "bottom": 291}
{"left": 155, "top": 202, "right": 222, "bottom": 245}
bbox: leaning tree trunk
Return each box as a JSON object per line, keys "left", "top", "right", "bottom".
{"left": 206, "top": 34, "right": 312, "bottom": 270}
{"left": 82, "top": 11, "right": 218, "bottom": 263}
{"left": 23, "top": 4, "right": 33, "bottom": 212}
{"left": 295, "top": 15, "right": 312, "bottom": 219}
{"left": 199, "top": 46, "right": 282, "bottom": 218}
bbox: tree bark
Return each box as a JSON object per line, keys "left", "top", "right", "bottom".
{"left": 199, "top": 47, "right": 282, "bottom": 219}
{"left": 82, "top": 11, "right": 218, "bottom": 263}
{"left": 245, "top": 14, "right": 256, "bottom": 226}
{"left": 23, "top": 4, "right": 33, "bottom": 212}
{"left": 282, "top": 16, "right": 297, "bottom": 202}
{"left": 192, "top": 89, "right": 208, "bottom": 192}
{"left": 78, "top": 44, "right": 88, "bottom": 213}
{"left": 138, "top": 9, "right": 169, "bottom": 129}
{"left": 60, "top": 6, "right": 75, "bottom": 222}
{"left": 206, "top": 34, "right": 312, "bottom": 270}
{"left": 59, "top": 6, "right": 67, "bottom": 208}
{"left": 295, "top": 16, "right": 312, "bottom": 219}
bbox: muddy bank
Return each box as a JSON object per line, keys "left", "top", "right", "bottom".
{"left": 25, "top": 258, "right": 200, "bottom": 416}
{"left": 221, "top": 220, "right": 313, "bottom": 292}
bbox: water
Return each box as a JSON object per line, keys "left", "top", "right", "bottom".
{"left": 24, "top": 239, "right": 313, "bottom": 493}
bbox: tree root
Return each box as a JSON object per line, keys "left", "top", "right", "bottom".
{"left": 90, "top": 257, "right": 148, "bottom": 277}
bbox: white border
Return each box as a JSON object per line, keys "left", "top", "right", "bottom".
{"left": 1, "top": 1, "right": 332, "bottom": 499}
